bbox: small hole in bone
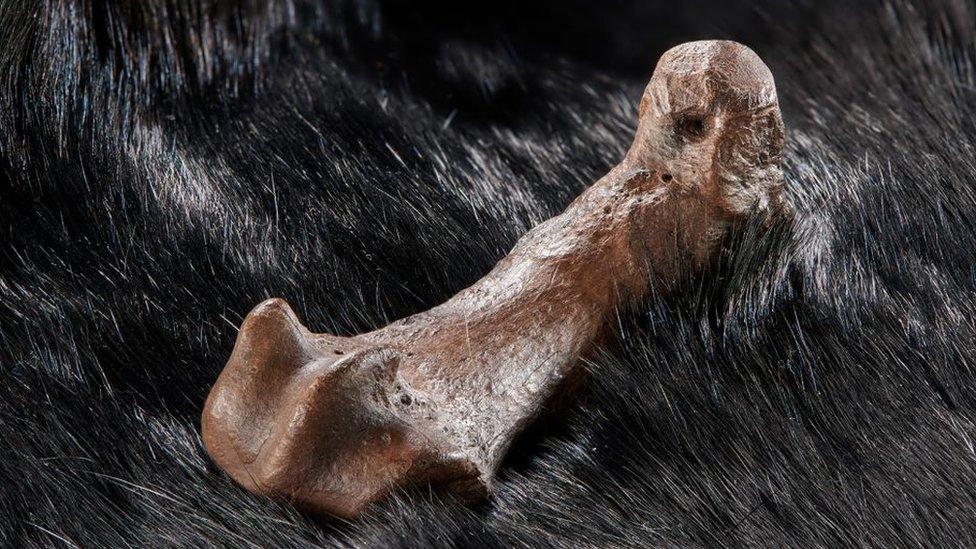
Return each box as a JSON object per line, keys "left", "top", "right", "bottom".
{"left": 333, "top": 349, "right": 343, "bottom": 355}
{"left": 603, "top": 206, "right": 611, "bottom": 214}
{"left": 675, "top": 115, "right": 706, "bottom": 140}
{"left": 400, "top": 394, "right": 412, "bottom": 405}
{"left": 661, "top": 173, "right": 673, "bottom": 183}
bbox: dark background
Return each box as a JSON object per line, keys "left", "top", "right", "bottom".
{"left": 4, "top": 0, "right": 976, "bottom": 546}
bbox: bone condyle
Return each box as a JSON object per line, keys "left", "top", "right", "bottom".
{"left": 201, "top": 40, "right": 786, "bottom": 519}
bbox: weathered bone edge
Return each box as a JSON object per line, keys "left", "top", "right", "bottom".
{"left": 201, "top": 40, "right": 786, "bottom": 519}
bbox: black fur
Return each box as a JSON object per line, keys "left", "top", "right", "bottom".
{"left": 4, "top": 0, "right": 976, "bottom": 546}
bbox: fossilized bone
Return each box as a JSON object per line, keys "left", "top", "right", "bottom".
{"left": 201, "top": 40, "right": 786, "bottom": 519}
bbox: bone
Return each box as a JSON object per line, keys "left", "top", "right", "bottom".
{"left": 201, "top": 40, "right": 785, "bottom": 519}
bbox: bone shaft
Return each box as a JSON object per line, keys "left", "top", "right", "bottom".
{"left": 367, "top": 164, "right": 668, "bottom": 468}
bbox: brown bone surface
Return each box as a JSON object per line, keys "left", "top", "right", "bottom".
{"left": 201, "top": 40, "right": 786, "bottom": 519}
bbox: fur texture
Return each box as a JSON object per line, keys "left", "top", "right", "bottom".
{"left": 4, "top": 0, "right": 976, "bottom": 546}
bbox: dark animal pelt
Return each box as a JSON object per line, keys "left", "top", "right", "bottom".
{"left": 3, "top": 0, "right": 976, "bottom": 546}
